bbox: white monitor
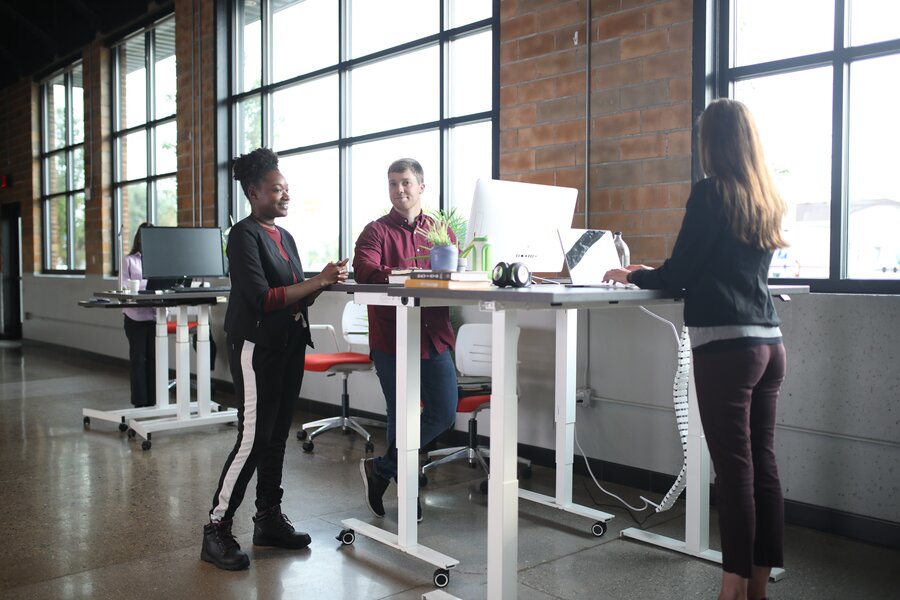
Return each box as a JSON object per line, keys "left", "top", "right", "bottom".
{"left": 465, "top": 178, "right": 578, "bottom": 273}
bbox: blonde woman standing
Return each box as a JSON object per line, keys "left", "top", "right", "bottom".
{"left": 605, "top": 99, "right": 789, "bottom": 600}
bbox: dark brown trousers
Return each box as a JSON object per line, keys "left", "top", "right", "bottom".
{"left": 693, "top": 341, "right": 786, "bottom": 579}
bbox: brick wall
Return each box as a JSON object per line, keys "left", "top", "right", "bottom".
{"left": 0, "top": 79, "right": 40, "bottom": 271}
{"left": 82, "top": 41, "right": 112, "bottom": 275}
{"left": 500, "top": 0, "right": 694, "bottom": 265}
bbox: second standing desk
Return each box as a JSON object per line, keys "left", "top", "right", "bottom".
{"left": 333, "top": 282, "right": 804, "bottom": 597}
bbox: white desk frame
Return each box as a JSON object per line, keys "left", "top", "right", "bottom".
{"left": 338, "top": 290, "right": 460, "bottom": 579}
{"left": 81, "top": 291, "right": 237, "bottom": 448}
{"left": 335, "top": 283, "right": 803, "bottom": 597}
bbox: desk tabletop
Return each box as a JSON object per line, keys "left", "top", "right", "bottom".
{"left": 329, "top": 281, "right": 808, "bottom": 308}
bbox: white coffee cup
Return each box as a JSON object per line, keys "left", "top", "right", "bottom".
{"left": 126, "top": 279, "right": 140, "bottom": 294}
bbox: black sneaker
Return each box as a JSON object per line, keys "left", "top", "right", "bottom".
{"left": 201, "top": 520, "right": 250, "bottom": 571}
{"left": 360, "top": 458, "right": 389, "bottom": 517}
{"left": 252, "top": 506, "right": 312, "bottom": 549}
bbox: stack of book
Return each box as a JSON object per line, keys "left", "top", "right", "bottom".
{"left": 403, "top": 270, "right": 492, "bottom": 290}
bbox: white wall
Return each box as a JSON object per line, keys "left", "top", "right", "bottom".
{"left": 23, "top": 275, "right": 900, "bottom": 523}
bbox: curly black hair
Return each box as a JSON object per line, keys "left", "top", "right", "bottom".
{"left": 232, "top": 147, "right": 279, "bottom": 197}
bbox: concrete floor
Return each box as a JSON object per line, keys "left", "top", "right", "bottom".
{"left": 0, "top": 340, "right": 897, "bottom": 600}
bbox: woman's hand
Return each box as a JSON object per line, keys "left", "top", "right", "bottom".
{"left": 603, "top": 264, "right": 651, "bottom": 285}
{"left": 318, "top": 258, "right": 349, "bottom": 286}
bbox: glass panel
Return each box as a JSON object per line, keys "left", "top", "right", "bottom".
{"left": 73, "top": 192, "right": 86, "bottom": 269}
{"left": 448, "top": 121, "right": 492, "bottom": 220}
{"left": 449, "top": 0, "right": 491, "bottom": 28}
{"left": 155, "top": 121, "right": 177, "bottom": 174}
{"left": 71, "top": 66, "right": 85, "bottom": 144}
{"left": 154, "top": 18, "right": 177, "bottom": 118}
{"left": 121, "top": 182, "right": 149, "bottom": 243}
{"left": 847, "top": 54, "right": 900, "bottom": 279}
{"left": 348, "top": 130, "right": 440, "bottom": 244}
{"left": 849, "top": 0, "right": 900, "bottom": 46}
{"left": 47, "top": 75, "right": 67, "bottom": 150}
{"left": 732, "top": 0, "right": 834, "bottom": 67}
{"left": 48, "top": 153, "right": 67, "bottom": 194}
{"left": 448, "top": 30, "right": 492, "bottom": 117}
{"left": 349, "top": 46, "right": 439, "bottom": 137}
{"left": 272, "top": 0, "right": 338, "bottom": 82}
{"left": 237, "top": 95, "right": 262, "bottom": 154}
{"left": 120, "top": 34, "right": 147, "bottom": 129}
{"left": 48, "top": 196, "right": 68, "bottom": 269}
{"left": 73, "top": 146, "right": 85, "bottom": 189}
{"left": 272, "top": 75, "right": 339, "bottom": 150}
{"left": 155, "top": 177, "right": 178, "bottom": 226}
{"left": 234, "top": 180, "right": 250, "bottom": 222}
{"left": 349, "top": 0, "right": 439, "bottom": 59}
{"left": 237, "top": 0, "right": 262, "bottom": 92}
{"left": 121, "top": 130, "right": 148, "bottom": 181}
{"left": 278, "top": 149, "right": 340, "bottom": 271}
{"left": 734, "top": 68, "right": 833, "bottom": 279}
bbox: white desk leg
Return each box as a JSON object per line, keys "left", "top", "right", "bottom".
{"left": 488, "top": 308, "right": 520, "bottom": 599}
{"left": 155, "top": 307, "right": 169, "bottom": 407}
{"left": 175, "top": 306, "right": 191, "bottom": 421}
{"left": 684, "top": 372, "right": 711, "bottom": 555}
{"left": 196, "top": 304, "right": 211, "bottom": 417}
{"left": 396, "top": 303, "right": 421, "bottom": 548}
{"left": 555, "top": 309, "right": 577, "bottom": 505}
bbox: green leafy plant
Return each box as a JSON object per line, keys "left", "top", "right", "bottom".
{"left": 410, "top": 208, "right": 474, "bottom": 258}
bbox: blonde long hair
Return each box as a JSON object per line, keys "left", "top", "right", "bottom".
{"left": 698, "top": 99, "right": 788, "bottom": 251}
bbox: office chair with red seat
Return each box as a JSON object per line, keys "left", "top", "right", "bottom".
{"left": 296, "top": 301, "right": 384, "bottom": 453}
{"left": 421, "top": 323, "right": 531, "bottom": 491}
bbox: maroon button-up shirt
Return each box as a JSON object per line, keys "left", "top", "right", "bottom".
{"left": 352, "top": 209, "right": 456, "bottom": 358}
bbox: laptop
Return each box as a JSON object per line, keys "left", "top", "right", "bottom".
{"left": 557, "top": 229, "right": 622, "bottom": 287}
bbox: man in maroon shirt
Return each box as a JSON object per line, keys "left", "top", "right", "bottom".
{"left": 353, "top": 158, "right": 458, "bottom": 522}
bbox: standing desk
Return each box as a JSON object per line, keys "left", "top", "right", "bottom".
{"left": 332, "top": 282, "right": 805, "bottom": 597}
{"left": 80, "top": 290, "right": 237, "bottom": 449}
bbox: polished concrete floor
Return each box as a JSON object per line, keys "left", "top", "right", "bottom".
{"left": 1, "top": 340, "right": 897, "bottom": 600}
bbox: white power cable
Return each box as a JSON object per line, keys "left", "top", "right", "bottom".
{"left": 577, "top": 306, "right": 691, "bottom": 514}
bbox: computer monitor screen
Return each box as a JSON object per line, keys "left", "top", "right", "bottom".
{"left": 465, "top": 178, "right": 578, "bottom": 273}
{"left": 140, "top": 227, "right": 226, "bottom": 285}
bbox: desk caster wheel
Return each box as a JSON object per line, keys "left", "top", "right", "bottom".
{"left": 83, "top": 417, "right": 90, "bottom": 427}
{"left": 479, "top": 479, "right": 489, "bottom": 494}
{"left": 302, "top": 441, "right": 314, "bottom": 453}
{"left": 336, "top": 528, "right": 355, "bottom": 546}
{"left": 127, "top": 428, "right": 136, "bottom": 438}
{"left": 297, "top": 429, "right": 308, "bottom": 441}
{"left": 591, "top": 521, "right": 607, "bottom": 537}
{"left": 433, "top": 568, "right": 450, "bottom": 588}
{"left": 118, "top": 422, "right": 128, "bottom": 432}
{"left": 364, "top": 441, "right": 375, "bottom": 453}
{"left": 141, "top": 440, "right": 152, "bottom": 451}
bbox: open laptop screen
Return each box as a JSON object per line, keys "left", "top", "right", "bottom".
{"left": 557, "top": 228, "right": 621, "bottom": 286}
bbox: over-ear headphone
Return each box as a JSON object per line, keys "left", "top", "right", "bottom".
{"left": 491, "top": 261, "right": 532, "bottom": 288}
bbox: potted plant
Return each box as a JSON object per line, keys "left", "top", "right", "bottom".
{"left": 414, "top": 208, "right": 472, "bottom": 271}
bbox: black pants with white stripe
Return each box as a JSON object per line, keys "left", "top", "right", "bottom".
{"left": 209, "top": 335, "right": 306, "bottom": 523}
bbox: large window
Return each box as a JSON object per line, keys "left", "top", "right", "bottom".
{"left": 40, "top": 64, "right": 85, "bottom": 272}
{"left": 112, "top": 16, "right": 177, "bottom": 268}
{"left": 710, "top": 0, "right": 900, "bottom": 293}
{"left": 227, "top": 0, "right": 495, "bottom": 270}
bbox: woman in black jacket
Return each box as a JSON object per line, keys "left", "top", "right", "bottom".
{"left": 605, "top": 99, "right": 788, "bottom": 600}
{"left": 201, "top": 147, "right": 348, "bottom": 571}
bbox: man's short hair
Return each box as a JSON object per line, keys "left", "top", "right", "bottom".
{"left": 388, "top": 158, "right": 424, "bottom": 184}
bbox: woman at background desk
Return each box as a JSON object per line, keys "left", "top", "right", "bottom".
{"left": 120, "top": 222, "right": 155, "bottom": 408}
{"left": 605, "top": 99, "right": 788, "bottom": 600}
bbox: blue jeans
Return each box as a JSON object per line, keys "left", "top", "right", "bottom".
{"left": 371, "top": 344, "right": 458, "bottom": 481}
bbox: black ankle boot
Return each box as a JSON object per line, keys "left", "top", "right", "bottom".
{"left": 253, "top": 506, "right": 312, "bottom": 549}
{"left": 201, "top": 520, "right": 250, "bottom": 571}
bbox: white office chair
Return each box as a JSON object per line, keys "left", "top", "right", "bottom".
{"left": 297, "top": 301, "right": 384, "bottom": 453}
{"left": 421, "top": 323, "right": 531, "bottom": 492}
